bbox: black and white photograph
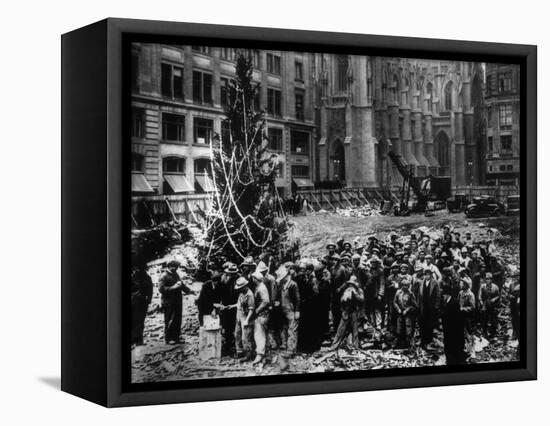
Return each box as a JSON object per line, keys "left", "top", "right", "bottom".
{"left": 129, "top": 43, "right": 522, "bottom": 384}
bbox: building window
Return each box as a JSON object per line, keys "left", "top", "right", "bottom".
{"left": 161, "top": 113, "right": 185, "bottom": 142}
{"left": 220, "top": 77, "right": 230, "bottom": 107}
{"left": 161, "top": 63, "right": 184, "bottom": 99}
{"left": 131, "top": 53, "right": 139, "bottom": 92}
{"left": 487, "top": 106, "right": 493, "bottom": 126}
{"left": 220, "top": 48, "right": 234, "bottom": 61}
{"left": 221, "top": 120, "right": 231, "bottom": 143}
{"left": 489, "top": 165, "right": 493, "bottom": 172}
{"left": 501, "top": 134, "right": 513, "bottom": 151}
{"left": 266, "top": 53, "right": 281, "bottom": 75}
{"left": 507, "top": 164, "right": 514, "bottom": 171}
{"left": 291, "top": 165, "right": 309, "bottom": 177}
{"left": 268, "top": 128, "right": 283, "bottom": 151}
{"left": 267, "top": 88, "right": 282, "bottom": 116}
{"left": 336, "top": 55, "right": 349, "bottom": 93}
{"left": 290, "top": 130, "right": 309, "bottom": 155}
{"left": 131, "top": 108, "right": 145, "bottom": 139}
{"left": 131, "top": 153, "right": 144, "bottom": 172}
{"left": 163, "top": 157, "right": 186, "bottom": 174}
{"left": 426, "top": 82, "right": 433, "bottom": 112}
{"left": 251, "top": 50, "right": 261, "bottom": 68}
{"left": 444, "top": 81, "right": 453, "bottom": 111}
{"left": 295, "top": 91, "right": 304, "bottom": 121}
{"left": 193, "top": 71, "right": 213, "bottom": 104}
{"left": 254, "top": 90, "right": 261, "bottom": 112}
{"left": 275, "top": 162, "right": 284, "bottom": 179}
{"left": 500, "top": 165, "right": 506, "bottom": 171}
{"left": 499, "top": 104, "right": 513, "bottom": 130}
{"left": 295, "top": 61, "right": 303, "bottom": 81}
{"left": 194, "top": 158, "right": 212, "bottom": 175}
{"left": 192, "top": 46, "right": 210, "bottom": 55}
{"left": 498, "top": 72, "right": 512, "bottom": 92}
{"left": 487, "top": 136, "right": 493, "bottom": 152}
{"left": 486, "top": 75, "right": 493, "bottom": 95}
{"left": 194, "top": 117, "right": 213, "bottom": 144}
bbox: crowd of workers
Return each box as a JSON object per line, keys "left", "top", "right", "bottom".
{"left": 131, "top": 224, "right": 520, "bottom": 367}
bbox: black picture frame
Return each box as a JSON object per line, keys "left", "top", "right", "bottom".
{"left": 61, "top": 18, "right": 537, "bottom": 407}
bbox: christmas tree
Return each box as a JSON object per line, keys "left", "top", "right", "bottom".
{"left": 202, "top": 52, "right": 291, "bottom": 266}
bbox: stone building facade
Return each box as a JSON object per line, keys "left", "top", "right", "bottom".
{"left": 484, "top": 63, "right": 521, "bottom": 186}
{"left": 131, "top": 44, "right": 316, "bottom": 196}
{"left": 313, "top": 55, "right": 487, "bottom": 188}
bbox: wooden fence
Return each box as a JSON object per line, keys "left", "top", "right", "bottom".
{"left": 131, "top": 194, "right": 213, "bottom": 227}
{"left": 297, "top": 185, "right": 520, "bottom": 212}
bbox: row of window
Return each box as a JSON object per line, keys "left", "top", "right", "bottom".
{"left": 158, "top": 65, "right": 305, "bottom": 119}
{"left": 486, "top": 72, "right": 515, "bottom": 95}
{"left": 132, "top": 109, "right": 214, "bottom": 144}
{"left": 132, "top": 108, "right": 311, "bottom": 153}
{"left": 488, "top": 164, "right": 515, "bottom": 172}
{"left": 487, "top": 134, "right": 514, "bottom": 152}
{"left": 131, "top": 154, "right": 212, "bottom": 175}
{"left": 132, "top": 153, "right": 309, "bottom": 180}
{"left": 488, "top": 104, "right": 514, "bottom": 131}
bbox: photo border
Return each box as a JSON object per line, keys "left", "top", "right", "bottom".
{"left": 106, "top": 18, "right": 535, "bottom": 406}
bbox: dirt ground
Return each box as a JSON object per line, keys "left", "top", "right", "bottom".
{"left": 131, "top": 211, "right": 520, "bottom": 383}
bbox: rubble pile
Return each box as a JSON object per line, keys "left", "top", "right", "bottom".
{"left": 335, "top": 205, "right": 381, "bottom": 218}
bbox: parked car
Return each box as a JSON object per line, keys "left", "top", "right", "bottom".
{"left": 464, "top": 196, "right": 505, "bottom": 218}
{"left": 447, "top": 193, "right": 469, "bottom": 213}
{"left": 506, "top": 195, "right": 520, "bottom": 216}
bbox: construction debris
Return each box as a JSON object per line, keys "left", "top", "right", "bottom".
{"left": 335, "top": 206, "right": 381, "bottom": 218}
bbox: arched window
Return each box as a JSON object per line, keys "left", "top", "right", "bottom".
{"left": 435, "top": 131, "right": 450, "bottom": 168}
{"left": 194, "top": 158, "right": 212, "bottom": 176}
{"left": 426, "top": 82, "right": 433, "bottom": 112}
{"left": 162, "top": 157, "right": 186, "bottom": 174}
{"left": 336, "top": 55, "right": 349, "bottom": 92}
{"left": 444, "top": 81, "right": 453, "bottom": 111}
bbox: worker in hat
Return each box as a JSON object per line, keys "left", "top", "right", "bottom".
{"left": 324, "top": 243, "right": 337, "bottom": 264}
{"left": 417, "top": 268, "right": 441, "bottom": 348}
{"left": 131, "top": 258, "right": 153, "bottom": 347}
{"left": 240, "top": 256, "right": 256, "bottom": 279}
{"left": 385, "top": 262, "right": 402, "bottom": 333}
{"left": 425, "top": 253, "right": 442, "bottom": 282}
{"left": 459, "top": 273, "right": 476, "bottom": 356}
{"left": 329, "top": 276, "right": 365, "bottom": 350}
{"left": 479, "top": 273, "right": 500, "bottom": 337}
{"left": 250, "top": 271, "right": 271, "bottom": 365}
{"left": 314, "top": 261, "right": 332, "bottom": 340}
{"left": 195, "top": 270, "right": 223, "bottom": 326}
{"left": 277, "top": 266, "right": 301, "bottom": 356}
{"left": 440, "top": 269, "right": 466, "bottom": 365}
{"left": 393, "top": 274, "right": 417, "bottom": 349}
{"left": 220, "top": 263, "right": 240, "bottom": 355}
{"left": 364, "top": 256, "right": 385, "bottom": 329}
{"left": 331, "top": 250, "right": 352, "bottom": 331}
{"left": 230, "top": 276, "right": 255, "bottom": 361}
{"left": 158, "top": 260, "right": 195, "bottom": 345}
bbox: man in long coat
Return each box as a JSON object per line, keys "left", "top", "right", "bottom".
{"left": 416, "top": 268, "right": 441, "bottom": 347}
{"left": 158, "top": 260, "right": 194, "bottom": 344}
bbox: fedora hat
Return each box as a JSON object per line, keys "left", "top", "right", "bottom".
{"left": 234, "top": 276, "right": 249, "bottom": 290}
{"left": 275, "top": 265, "right": 289, "bottom": 282}
{"left": 255, "top": 261, "right": 269, "bottom": 274}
